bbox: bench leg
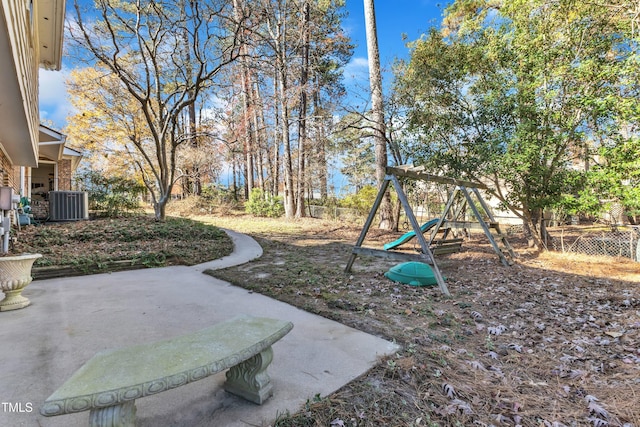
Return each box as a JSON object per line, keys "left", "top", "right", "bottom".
{"left": 88, "top": 400, "right": 136, "bottom": 427}
{"left": 224, "top": 347, "right": 274, "bottom": 404}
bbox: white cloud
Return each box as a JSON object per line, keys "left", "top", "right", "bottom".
{"left": 39, "top": 68, "right": 70, "bottom": 105}
{"left": 343, "top": 56, "right": 369, "bottom": 82}
{"left": 39, "top": 68, "right": 73, "bottom": 129}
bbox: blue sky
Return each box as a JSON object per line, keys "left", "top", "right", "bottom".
{"left": 39, "top": 0, "right": 448, "bottom": 130}
{"left": 341, "top": 0, "right": 448, "bottom": 107}
{"left": 345, "top": 0, "right": 446, "bottom": 63}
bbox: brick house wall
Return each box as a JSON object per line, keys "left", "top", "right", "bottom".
{"left": 57, "top": 159, "right": 72, "bottom": 191}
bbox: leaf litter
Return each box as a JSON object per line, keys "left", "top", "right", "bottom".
{"left": 206, "top": 218, "right": 640, "bottom": 427}
{"left": 16, "top": 212, "right": 614, "bottom": 426}
{"left": 15, "top": 214, "right": 640, "bottom": 425}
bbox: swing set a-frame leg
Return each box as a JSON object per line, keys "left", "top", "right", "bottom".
{"left": 460, "top": 187, "right": 512, "bottom": 267}
{"left": 388, "top": 174, "right": 450, "bottom": 297}
{"left": 345, "top": 176, "right": 451, "bottom": 297}
{"left": 345, "top": 179, "right": 391, "bottom": 273}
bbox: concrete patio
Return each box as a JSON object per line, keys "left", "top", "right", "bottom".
{"left": 0, "top": 230, "right": 400, "bottom": 426}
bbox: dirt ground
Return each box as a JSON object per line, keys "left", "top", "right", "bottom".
{"left": 206, "top": 218, "right": 640, "bottom": 427}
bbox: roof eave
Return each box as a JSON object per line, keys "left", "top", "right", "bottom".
{"left": 38, "top": 0, "right": 66, "bottom": 71}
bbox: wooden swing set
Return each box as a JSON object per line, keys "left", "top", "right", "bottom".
{"left": 345, "top": 165, "right": 516, "bottom": 297}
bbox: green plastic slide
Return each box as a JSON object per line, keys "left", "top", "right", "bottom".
{"left": 383, "top": 218, "right": 440, "bottom": 250}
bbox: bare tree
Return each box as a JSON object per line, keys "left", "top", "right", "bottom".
{"left": 258, "top": 0, "right": 297, "bottom": 218}
{"left": 212, "top": 0, "right": 352, "bottom": 215}
{"left": 68, "top": 0, "right": 244, "bottom": 219}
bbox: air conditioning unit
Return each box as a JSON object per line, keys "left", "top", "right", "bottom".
{"left": 48, "top": 191, "right": 89, "bottom": 221}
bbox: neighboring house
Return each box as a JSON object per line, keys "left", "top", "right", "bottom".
{"left": 20, "top": 125, "right": 83, "bottom": 219}
{"left": 1, "top": 0, "right": 66, "bottom": 194}
{"left": 23, "top": 125, "right": 82, "bottom": 196}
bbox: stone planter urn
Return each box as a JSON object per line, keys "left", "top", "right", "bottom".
{"left": 0, "top": 253, "right": 42, "bottom": 311}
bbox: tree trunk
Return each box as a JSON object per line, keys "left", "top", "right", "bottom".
{"left": 296, "top": 0, "right": 310, "bottom": 218}
{"left": 154, "top": 198, "right": 167, "bottom": 221}
{"left": 313, "top": 85, "right": 328, "bottom": 200}
{"left": 181, "top": 15, "right": 199, "bottom": 196}
{"left": 363, "top": 0, "right": 393, "bottom": 229}
{"left": 188, "top": 99, "right": 200, "bottom": 195}
{"left": 278, "top": 54, "right": 295, "bottom": 218}
{"left": 251, "top": 78, "right": 267, "bottom": 192}
{"left": 317, "top": 132, "right": 328, "bottom": 200}
{"left": 272, "top": 69, "right": 281, "bottom": 196}
{"left": 233, "top": 0, "right": 253, "bottom": 199}
{"left": 232, "top": 160, "right": 239, "bottom": 201}
{"left": 256, "top": 146, "right": 265, "bottom": 191}
{"left": 522, "top": 205, "right": 545, "bottom": 250}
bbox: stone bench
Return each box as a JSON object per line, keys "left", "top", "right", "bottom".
{"left": 40, "top": 315, "right": 293, "bottom": 427}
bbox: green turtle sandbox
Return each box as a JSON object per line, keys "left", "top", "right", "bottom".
{"left": 385, "top": 261, "right": 438, "bottom": 287}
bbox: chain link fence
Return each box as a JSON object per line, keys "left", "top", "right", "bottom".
{"left": 552, "top": 226, "right": 640, "bottom": 261}
{"left": 309, "top": 204, "right": 640, "bottom": 262}
{"left": 308, "top": 205, "right": 363, "bottom": 222}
